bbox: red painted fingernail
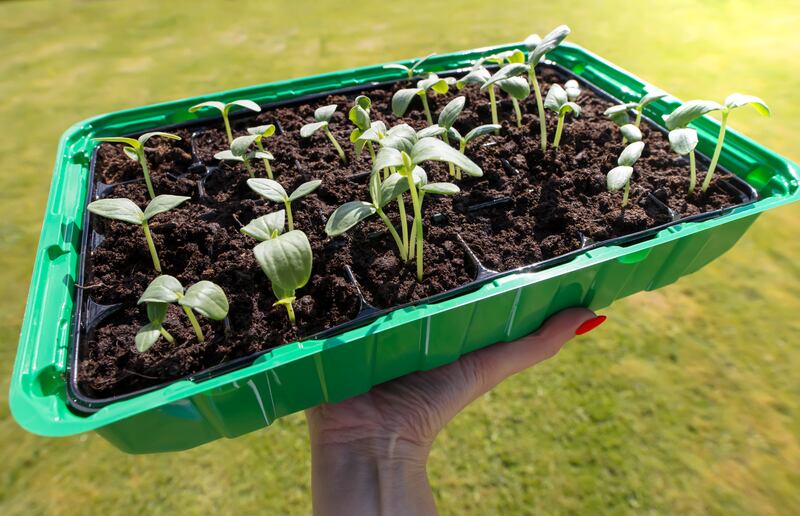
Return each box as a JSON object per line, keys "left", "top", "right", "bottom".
{"left": 575, "top": 315, "right": 607, "bottom": 335}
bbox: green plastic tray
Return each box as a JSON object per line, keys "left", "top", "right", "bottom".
{"left": 10, "top": 42, "right": 799, "bottom": 454}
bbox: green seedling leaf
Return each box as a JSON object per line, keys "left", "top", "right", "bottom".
{"left": 355, "top": 95, "right": 371, "bottom": 111}
{"left": 231, "top": 134, "right": 260, "bottom": 156}
{"left": 372, "top": 147, "right": 405, "bottom": 173}
{"left": 248, "top": 178, "right": 289, "bottom": 202}
{"left": 421, "top": 182, "right": 460, "bottom": 195}
{"left": 87, "top": 198, "right": 144, "bottom": 225}
{"left": 180, "top": 281, "right": 229, "bottom": 320}
{"left": 409, "top": 138, "right": 482, "bottom": 177}
{"left": 456, "top": 67, "right": 491, "bottom": 89}
{"left": 724, "top": 93, "right": 770, "bottom": 115}
{"left": 122, "top": 147, "right": 140, "bottom": 162}
{"left": 94, "top": 136, "right": 141, "bottom": 148}
{"left": 135, "top": 322, "right": 162, "bottom": 352}
{"left": 524, "top": 34, "right": 542, "bottom": 50}
{"left": 214, "top": 150, "right": 243, "bottom": 162}
{"left": 392, "top": 88, "right": 423, "bottom": 116}
{"left": 139, "top": 132, "right": 181, "bottom": 146}
{"left": 498, "top": 77, "right": 530, "bottom": 100}
{"left": 325, "top": 201, "right": 376, "bottom": 236}
{"left": 226, "top": 100, "right": 261, "bottom": 114}
{"left": 664, "top": 100, "right": 724, "bottom": 130}
{"left": 147, "top": 302, "right": 168, "bottom": 324}
{"left": 416, "top": 125, "right": 446, "bottom": 139}
{"left": 349, "top": 105, "right": 371, "bottom": 130}
{"left": 618, "top": 141, "right": 645, "bottom": 167}
{"left": 464, "top": 124, "right": 501, "bottom": 143}
{"left": 412, "top": 165, "right": 428, "bottom": 186}
{"left": 640, "top": 91, "right": 667, "bottom": 107}
{"left": 254, "top": 230, "right": 313, "bottom": 299}
{"left": 315, "top": 104, "right": 338, "bottom": 122}
{"left": 438, "top": 96, "right": 466, "bottom": 129}
{"left": 288, "top": 180, "right": 322, "bottom": 202}
{"left": 528, "top": 24, "right": 570, "bottom": 66}
{"left": 247, "top": 124, "right": 276, "bottom": 137}
{"left": 138, "top": 275, "right": 184, "bottom": 304}
{"left": 382, "top": 124, "right": 417, "bottom": 152}
{"left": 143, "top": 194, "right": 190, "bottom": 220}
{"left": 607, "top": 166, "right": 633, "bottom": 191}
{"left": 482, "top": 63, "right": 529, "bottom": 89}
{"left": 668, "top": 128, "right": 698, "bottom": 155}
{"left": 620, "top": 124, "right": 643, "bottom": 143}
{"left": 241, "top": 210, "right": 286, "bottom": 241}
{"left": 188, "top": 101, "right": 226, "bottom": 113}
{"left": 544, "top": 84, "right": 568, "bottom": 112}
{"left": 560, "top": 102, "right": 581, "bottom": 116}
{"left": 300, "top": 121, "right": 328, "bottom": 138}
{"left": 378, "top": 173, "right": 410, "bottom": 208}
{"left": 418, "top": 73, "right": 450, "bottom": 94}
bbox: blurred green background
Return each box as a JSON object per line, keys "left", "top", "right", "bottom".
{"left": 1, "top": 0, "right": 799, "bottom": 514}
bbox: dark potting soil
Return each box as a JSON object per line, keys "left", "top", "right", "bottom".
{"left": 79, "top": 66, "right": 743, "bottom": 399}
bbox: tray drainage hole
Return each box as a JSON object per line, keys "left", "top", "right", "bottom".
{"left": 34, "top": 365, "right": 66, "bottom": 398}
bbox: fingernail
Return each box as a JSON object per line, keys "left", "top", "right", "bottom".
{"left": 575, "top": 315, "right": 607, "bottom": 335}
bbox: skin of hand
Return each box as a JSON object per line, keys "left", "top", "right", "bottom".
{"left": 305, "top": 307, "right": 600, "bottom": 516}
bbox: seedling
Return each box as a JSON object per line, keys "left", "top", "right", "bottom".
{"left": 325, "top": 171, "right": 413, "bottom": 258}
{"left": 479, "top": 63, "right": 533, "bottom": 129}
{"left": 87, "top": 195, "right": 189, "bottom": 272}
{"left": 188, "top": 100, "right": 261, "bottom": 145}
{"left": 241, "top": 210, "right": 285, "bottom": 241}
{"left": 664, "top": 94, "right": 769, "bottom": 192}
{"left": 544, "top": 83, "right": 581, "bottom": 148}
{"left": 214, "top": 134, "right": 272, "bottom": 178}
{"left": 668, "top": 128, "right": 699, "bottom": 193}
{"left": 137, "top": 275, "right": 229, "bottom": 347}
{"left": 525, "top": 25, "right": 571, "bottom": 151}
{"left": 383, "top": 53, "right": 436, "bottom": 78}
{"left": 445, "top": 124, "right": 500, "bottom": 179}
{"left": 247, "top": 124, "right": 277, "bottom": 179}
{"left": 94, "top": 132, "right": 181, "bottom": 200}
{"left": 333, "top": 137, "right": 481, "bottom": 280}
{"left": 301, "top": 104, "right": 347, "bottom": 163}
{"left": 253, "top": 230, "right": 312, "bottom": 325}
{"left": 392, "top": 73, "right": 454, "bottom": 125}
{"left": 606, "top": 141, "right": 645, "bottom": 207}
{"left": 247, "top": 178, "right": 322, "bottom": 231}
{"left": 437, "top": 96, "right": 466, "bottom": 177}
{"left": 348, "top": 95, "right": 378, "bottom": 161}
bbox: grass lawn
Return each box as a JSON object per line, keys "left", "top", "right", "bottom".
{"left": 1, "top": 0, "right": 799, "bottom": 514}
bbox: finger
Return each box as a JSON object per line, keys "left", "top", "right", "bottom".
{"left": 462, "top": 307, "right": 599, "bottom": 398}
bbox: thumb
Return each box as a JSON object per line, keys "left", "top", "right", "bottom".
{"left": 462, "top": 307, "right": 601, "bottom": 398}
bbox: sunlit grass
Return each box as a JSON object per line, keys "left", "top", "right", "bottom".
{"left": 1, "top": 0, "right": 799, "bottom": 514}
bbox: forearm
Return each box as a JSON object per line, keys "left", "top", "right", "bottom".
{"left": 310, "top": 437, "right": 436, "bottom": 516}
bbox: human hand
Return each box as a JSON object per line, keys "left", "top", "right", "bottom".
{"left": 305, "top": 308, "right": 604, "bottom": 516}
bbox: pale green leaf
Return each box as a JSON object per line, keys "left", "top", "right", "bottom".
{"left": 355, "top": 95, "right": 372, "bottom": 111}
{"left": 254, "top": 230, "right": 313, "bottom": 297}
{"left": 607, "top": 166, "right": 633, "bottom": 191}
{"left": 87, "top": 198, "right": 144, "bottom": 225}
{"left": 138, "top": 132, "right": 181, "bottom": 146}
{"left": 528, "top": 24, "right": 570, "bottom": 66}
{"left": 227, "top": 100, "right": 261, "bottom": 114}
{"left": 93, "top": 136, "right": 141, "bottom": 149}
{"left": 421, "top": 182, "right": 460, "bottom": 195}
{"left": 483, "top": 63, "right": 529, "bottom": 89}
{"left": 620, "top": 124, "right": 642, "bottom": 143}
{"left": 349, "top": 105, "right": 370, "bottom": 130}
{"left": 147, "top": 302, "right": 168, "bottom": 324}
{"left": 188, "top": 101, "right": 226, "bottom": 113}
{"left": 639, "top": 91, "right": 666, "bottom": 107}
{"left": 300, "top": 121, "right": 328, "bottom": 138}
{"left": 135, "top": 322, "right": 162, "bottom": 352}
{"left": 524, "top": 34, "right": 542, "bottom": 50}
{"left": 544, "top": 83, "right": 567, "bottom": 112}
{"left": 417, "top": 124, "right": 446, "bottom": 139}
{"left": 384, "top": 63, "right": 411, "bottom": 73}
{"left": 138, "top": 275, "right": 183, "bottom": 304}
{"left": 241, "top": 210, "right": 285, "bottom": 241}
{"left": 560, "top": 102, "right": 581, "bottom": 117}
{"left": 410, "top": 138, "right": 482, "bottom": 177}
{"left": 180, "top": 281, "right": 229, "bottom": 320}
{"left": 123, "top": 146, "right": 140, "bottom": 162}
{"left": 498, "top": 76, "right": 530, "bottom": 100}
{"left": 231, "top": 134, "right": 260, "bottom": 156}
{"left": 412, "top": 165, "right": 428, "bottom": 186}
{"left": 724, "top": 93, "right": 770, "bottom": 116}
{"left": 391, "top": 88, "right": 423, "bottom": 116}
{"left": 438, "top": 96, "right": 466, "bottom": 129}
{"left": 618, "top": 141, "right": 645, "bottom": 167}
{"left": 314, "top": 104, "right": 338, "bottom": 122}
{"left": 664, "top": 100, "right": 724, "bottom": 130}
{"left": 378, "top": 173, "right": 411, "bottom": 208}
{"left": 289, "top": 179, "right": 322, "bottom": 202}
{"left": 410, "top": 53, "right": 436, "bottom": 74}
{"left": 456, "top": 67, "right": 490, "bottom": 89}
{"left": 668, "top": 128, "right": 698, "bottom": 155}
{"left": 248, "top": 178, "right": 289, "bottom": 202}
{"left": 214, "top": 150, "right": 243, "bottom": 162}
{"left": 143, "top": 194, "right": 190, "bottom": 220}
{"left": 247, "top": 124, "right": 276, "bottom": 137}
{"left": 464, "top": 124, "right": 500, "bottom": 143}
{"left": 372, "top": 147, "right": 404, "bottom": 174}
